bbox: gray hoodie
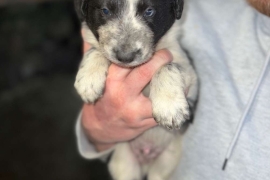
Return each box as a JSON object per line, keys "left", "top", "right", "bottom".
{"left": 172, "top": 0, "right": 270, "bottom": 179}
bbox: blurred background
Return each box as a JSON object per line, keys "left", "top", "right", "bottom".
{"left": 0, "top": 0, "right": 111, "bottom": 179}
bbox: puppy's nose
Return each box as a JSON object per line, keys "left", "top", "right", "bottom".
{"left": 114, "top": 49, "right": 141, "bottom": 63}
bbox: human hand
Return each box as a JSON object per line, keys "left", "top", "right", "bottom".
{"left": 81, "top": 40, "right": 172, "bottom": 152}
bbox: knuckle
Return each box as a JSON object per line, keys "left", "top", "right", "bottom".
{"left": 122, "top": 115, "right": 136, "bottom": 126}
{"left": 123, "top": 107, "right": 140, "bottom": 126}
{"left": 155, "top": 49, "right": 172, "bottom": 63}
{"left": 111, "top": 86, "right": 130, "bottom": 108}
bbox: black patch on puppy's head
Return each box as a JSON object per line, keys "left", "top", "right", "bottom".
{"left": 75, "top": 0, "right": 128, "bottom": 39}
{"left": 137, "top": 0, "right": 183, "bottom": 44}
{"left": 75, "top": 0, "right": 184, "bottom": 42}
{"left": 74, "top": 0, "right": 184, "bottom": 67}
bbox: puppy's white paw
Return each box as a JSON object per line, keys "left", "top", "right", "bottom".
{"left": 150, "top": 63, "right": 190, "bottom": 130}
{"left": 74, "top": 50, "right": 109, "bottom": 103}
{"left": 75, "top": 71, "right": 106, "bottom": 103}
{"left": 152, "top": 96, "right": 189, "bottom": 130}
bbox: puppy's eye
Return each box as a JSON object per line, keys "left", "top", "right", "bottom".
{"left": 101, "top": 8, "right": 110, "bottom": 16}
{"left": 144, "top": 7, "right": 156, "bottom": 17}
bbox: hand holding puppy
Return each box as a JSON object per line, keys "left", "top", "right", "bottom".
{"left": 81, "top": 40, "right": 173, "bottom": 152}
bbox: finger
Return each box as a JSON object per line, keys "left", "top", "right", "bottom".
{"left": 81, "top": 30, "right": 92, "bottom": 53}
{"left": 135, "top": 95, "right": 153, "bottom": 119}
{"left": 125, "top": 49, "right": 173, "bottom": 94}
{"left": 139, "top": 118, "right": 157, "bottom": 130}
{"left": 83, "top": 41, "right": 92, "bottom": 53}
{"left": 107, "top": 64, "right": 132, "bottom": 81}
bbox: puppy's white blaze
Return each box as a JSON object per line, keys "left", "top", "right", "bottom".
{"left": 126, "top": 0, "right": 145, "bottom": 30}
{"left": 127, "top": 0, "right": 139, "bottom": 17}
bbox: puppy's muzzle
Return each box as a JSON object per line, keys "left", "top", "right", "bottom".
{"left": 114, "top": 48, "right": 142, "bottom": 63}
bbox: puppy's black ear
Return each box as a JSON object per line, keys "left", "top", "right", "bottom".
{"left": 174, "top": 0, "right": 184, "bottom": 19}
{"left": 74, "top": 0, "right": 87, "bottom": 22}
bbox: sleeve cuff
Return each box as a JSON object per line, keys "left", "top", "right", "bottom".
{"left": 75, "top": 111, "right": 115, "bottom": 161}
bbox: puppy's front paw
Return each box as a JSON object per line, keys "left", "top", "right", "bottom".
{"left": 74, "top": 50, "right": 109, "bottom": 103}
{"left": 152, "top": 97, "right": 190, "bottom": 130}
{"left": 75, "top": 71, "right": 106, "bottom": 103}
{"left": 150, "top": 63, "right": 190, "bottom": 130}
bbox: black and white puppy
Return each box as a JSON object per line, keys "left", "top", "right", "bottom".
{"left": 74, "top": 0, "right": 198, "bottom": 179}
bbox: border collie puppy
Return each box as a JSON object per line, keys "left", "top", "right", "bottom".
{"left": 74, "top": 0, "right": 198, "bottom": 179}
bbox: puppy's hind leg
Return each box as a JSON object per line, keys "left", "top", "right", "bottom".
{"left": 109, "top": 143, "right": 142, "bottom": 180}
{"left": 147, "top": 133, "right": 182, "bottom": 180}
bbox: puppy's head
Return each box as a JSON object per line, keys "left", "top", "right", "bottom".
{"left": 75, "top": 0, "right": 184, "bottom": 67}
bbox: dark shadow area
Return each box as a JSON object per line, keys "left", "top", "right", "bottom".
{"left": 0, "top": 1, "right": 111, "bottom": 180}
